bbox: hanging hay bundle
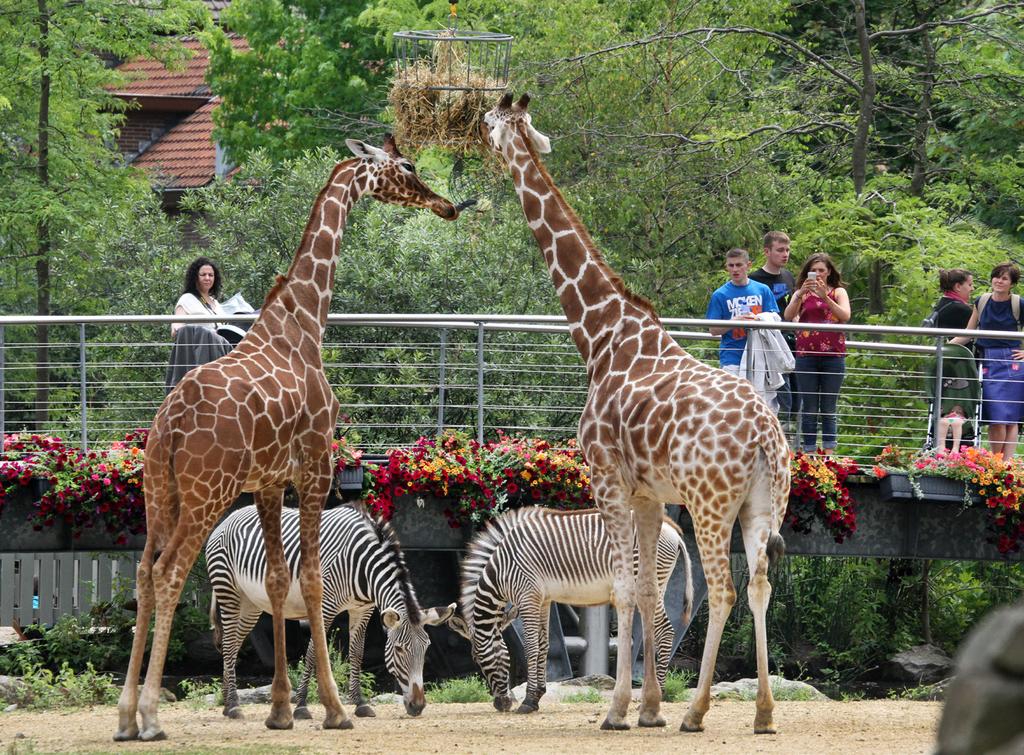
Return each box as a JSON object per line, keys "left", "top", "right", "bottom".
{"left": 389, "top": 25, "right": 512, "bottom": 155}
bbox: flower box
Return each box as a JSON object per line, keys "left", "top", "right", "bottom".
{"left": 388, "top": 495, "right": 469, "bottom": 550}
{"left": 334, "top": 465, "right": 366, "bottom": 493}
{"left": 0, "top": 485, "right": 69, "bottom": 552}
{"left": 879, "top": 473, "right": 972, "bottom": 503}
{"left": 68, "top": 528, "right": 147, "bottom": 552}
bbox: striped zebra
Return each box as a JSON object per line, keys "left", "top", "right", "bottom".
{"left": 448, "top": 506, "right": 693, "bottom": 714}
{"left": 206, "top": 503, "right": 454, "bottom": 719}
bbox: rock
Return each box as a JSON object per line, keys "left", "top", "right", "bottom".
{"left": 371, "top": 693, "right": 403, "bottom": 705}
{"left": 184, "top": 632, "right": 223, "bottom": 667}
{"left": 936, "top": 601, "right": 1024, "bottom": 755}
{"left": 886, "top": 643, "right": 954, "bottom": 685}
{"left": 4, "top": 704, "right": 17, "bottom": 713}
{"left": 159, "top": 687, "right": 177, "bottom": 703}
{"left": 563, "top": 674, "right": 615, "bottom": 690}
{"left": 711, "top": 675, "right": 828, "bottom": 701}
{"left": 510, "top": 680, "right": 642, "bottom": 703}
{"left": 0, "top": 676, "right": 28, "bottom": 704}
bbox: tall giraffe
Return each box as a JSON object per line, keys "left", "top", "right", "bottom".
{"left": 114, "top": 136, "right": 459, "bottom": 742}
{"left": 482, "top": 94, "right": 789, "bottom": 733}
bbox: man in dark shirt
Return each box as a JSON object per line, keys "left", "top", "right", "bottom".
{"left": 750, "top": 231, "right": 799, "bottom": 427}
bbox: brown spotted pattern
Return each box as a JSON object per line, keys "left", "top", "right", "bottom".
{"left": 483, "top": 94, "right": 789, "bottom": 734}
{"left": 115, "top": 136, "right": 458, "bottom": 742}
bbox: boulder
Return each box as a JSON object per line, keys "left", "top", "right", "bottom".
{"left": 0, "top": 677, "right": 28, "bottom": 705}
{"left": 711, "top": 675, "right": 828, "bottom": 701}
{"left": 935, "top": 601, "right": 1024, "bottom": 755}
{"left": 886, "top": 644, "right": 954, "bottom": 685}
{"left": 563, "top": 674, "right": 615, "bottom": 690}
{"left": 204, "top": 683, "right": 272, "bottom": 708}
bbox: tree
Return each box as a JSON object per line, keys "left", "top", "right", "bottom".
{"left": 0, "top": 0, "right": 207, "bottom": 427}
{"left": 204, "top": 0, "right": 389, "bottom": 163}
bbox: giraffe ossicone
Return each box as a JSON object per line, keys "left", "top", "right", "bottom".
{"left": 114, "top": 137, "right": 458, "bottom": 742}
{"left": 483, "top": 92, "right": 789, "bottom": 734}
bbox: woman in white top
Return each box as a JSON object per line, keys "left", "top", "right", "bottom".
{"left": 172, "top": 257, "right": 226, "bottom": 337}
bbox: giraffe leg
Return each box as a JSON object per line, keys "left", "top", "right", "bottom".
{"left": 680, "top": 530, "right": 735, "bottom": 733}
{"left": 346, "top": 607, "right": 376, "bottom": 717}
{"left": 593, "top": 478, "right": 634, "bottom": 730}
{"left": 293, "top": 639, "right": 316, "bottom": 720}
{"left": 138, "top": 531, "right": 209, "bottom": 741}
{"left": 298, "top": 466, "right": 352, "bottom": 730}
{"left": 255, "top": 488, "right": 295, "bottom": 730}
{"left": 114, "top": 540, "right": 156, "bottom": 740}
{"left": 634, "top": 503, "right": 666, "bottom": 728}
{"left": 515, "top": 600, "right": 546, "bottom": 714}
{"left": 739, "top": 485, "right": 780, "bottom": 734}
{"left": 221, "top": 604, "right": 260, "bottom": 719}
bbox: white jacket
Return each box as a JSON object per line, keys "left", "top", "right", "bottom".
{"left": 739, "top": 312, "right": 795, "bottom": 410}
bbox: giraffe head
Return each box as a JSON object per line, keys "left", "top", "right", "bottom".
{"left": 345, "top": 134, "right": 460, "bottom": 220}
{"left": 482, "top": 92, "right": 551, "bottom": 162}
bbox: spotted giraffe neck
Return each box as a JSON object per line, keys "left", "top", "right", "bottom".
{"left": 507, "top": 129, "right": 667, "bottom": 366}
{"left": 247, "top": 159, "right": 366, "bottom": 348}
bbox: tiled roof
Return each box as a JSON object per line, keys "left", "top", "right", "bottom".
{"left": 114, "top": 36, "right": 247, "bottom": 98}
{"left": 203, "top": 0, "right": 232, "bottom": 22}
{"left": 132, "top": 101, "right": 219, "bottom": 189}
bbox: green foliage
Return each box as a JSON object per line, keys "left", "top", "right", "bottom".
{"left": 661, "top": 669, "right": 694, "bottom": 702}
{"left": 289, "top": 633, "right": 375, "bottom": 704}
{"left": 204, "top": 0, "right": 387, "bottom": 162}
{"left": 562, "top": 688, "right": 603, "bottom": 704}
{"left": 179, "top": 678, "right": 222, "bottom": 709}
{"left": 424, "top": 675, "right": 491, "bottom": 703}
{"left": 14, "top": 663, "right": 120, "bottom": 710}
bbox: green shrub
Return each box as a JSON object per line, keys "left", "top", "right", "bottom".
{"left": 562, "top": 688, "right": 603, "bottom": 704}
{"left": 179, "top": 678, "right": 222, "bottom": 709}
{"left": 425, "top": 676, "right": 491, "bottom": 704}
{"left": 14, "top": 663, "right": 119, "bottom": 709}
{"left": 662, "top": 669, "right": 694, "bottom": 702}
{"left": 288, "top": 633, "right": 374, "bottom": 705}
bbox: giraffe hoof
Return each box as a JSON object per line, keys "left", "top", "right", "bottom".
{"left": 638, "top": 713, "right": 666, "bottom": 728}
{"left": 754, "top": 723, "right": 777, "bottom": 735}
{"left": 354, "top": 704, "right": 376, "bottom": 718}
{"left": 224, "top": 706, "right": 244, "bottom": 720}
{"left": 292, "top": 706, "right": 312, "bottom": 720}
{"left": 679, "top": 719, "right": 705, "bottom": 733}
{"left": 113, "top": 727, "right": 139, "bottom": 741}
{"left": 139, "top": 727, "right": 167, "bottom": 742}
{"left": 600, "top": 717, "right": 630, "bottom": 731}
{"left": 515, "top": 702, "right": 539, "bottom": 715}
{"left": 264, "top": 715, "right": 294, "bottom": 730}
{"left": 323, "top": 716, "right": 354, "bottom": 730}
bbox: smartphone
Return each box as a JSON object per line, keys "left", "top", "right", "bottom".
{"left": 807, "top": 271, "right": 818, "bottom": 280}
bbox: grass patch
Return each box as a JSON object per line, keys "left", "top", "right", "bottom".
{"left": 179, "top": 678, "right": 222, "bottom": 709}
{"left": 888, "top": 683, "right": 943, "bottom": 701}
{"left": 287, "top": 632, "right": 374, "bottom": 705}
{"left": 13, "top": 663, "right": 119, "bottom": 710}
{"left": 425, "top": 675, "right": 491, "bottom": 703}
{"left": 662, "top": 669, "right": 695, "bottom": 702}
{"left": 562, "top": 688, "right": 603, "bottom": 704}
{"left": 714, "top": 677, "right": 819, "bottom": 702}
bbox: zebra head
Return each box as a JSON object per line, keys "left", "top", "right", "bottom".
{"left": 382, "top": 602, "right": 456, "bottom": 716}
{"left": 448, "top": 604, "right": 519, "bottom": 712}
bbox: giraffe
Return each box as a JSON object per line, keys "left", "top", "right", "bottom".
{"left": 482, "top": 93, "right": 789, "bottom": 734}
{"left": 114, "top": 135, "right": 460, "bottom": 742}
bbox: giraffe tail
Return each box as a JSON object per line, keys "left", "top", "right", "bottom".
{"left": 759, "top": 420, "right": 788, "bottom": 569}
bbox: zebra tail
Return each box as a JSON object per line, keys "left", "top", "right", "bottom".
{"left": 209, "top": 591, "right": 222, "bottom": 654}
{"left": 678, "top": 538, "right": 694, "bottom": 627}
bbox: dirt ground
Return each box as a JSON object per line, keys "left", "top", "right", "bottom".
{"left": 0, "top": 699, "right": 941, "bottom": 754}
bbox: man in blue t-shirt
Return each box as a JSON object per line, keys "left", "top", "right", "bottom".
{"left": 705, "top": 247, "right": 778, "bottom": 375}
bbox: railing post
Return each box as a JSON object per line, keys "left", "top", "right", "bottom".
{"left": 437, "top": 328, "right": 447, "bottom": 435}
{"left": 476, "top": 322, "right": 485, "bottom": 444}
{"left": 0, "top": 324, "right": 5, "bottom": 438}
{"left": 79, "top": 324, "right": 88, "bottom": 450}
{"left": 580, "top": 604, "right": 609, "bottom": 676}
{"left": 932, "top": 337, "right": 945, "bottom": 450}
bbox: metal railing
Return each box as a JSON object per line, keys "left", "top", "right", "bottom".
{"left": 0, "top": 312, "right": 1008, "bottom": 465}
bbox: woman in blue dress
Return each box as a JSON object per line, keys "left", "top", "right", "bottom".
{"left": 956, "top": 262, "right": 1024, "bottom": 458}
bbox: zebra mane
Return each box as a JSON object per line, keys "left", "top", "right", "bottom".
{"left": 459, "top": 507, "right": 533, "bottom": 631}
{"left": 350, "top": 502, "right": 423, "bottom": 625}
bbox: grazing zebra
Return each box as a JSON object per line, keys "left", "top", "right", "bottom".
{"left": 448, "top": 507, "right": 693, "bottom": 714}
{"left": 206, "top": 503, "right": 454, "bottom": 719}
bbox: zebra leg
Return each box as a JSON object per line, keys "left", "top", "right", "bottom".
{"left": 635, "top": 502, "right": 666, "bottom": 728}
{"left": 515, "top": 600, "right": 545, "bottom": 714}
{"left": 221, "top": 602, "right": 261, "bottom": 719}
{"left": 346, "top": 607, "right": 375, "bottom": 717}
{"left": 292, "top": 640, "right": 316, "bottom": 720}
{"left": 254, "top": 487, "right": 295, "bottom": 730}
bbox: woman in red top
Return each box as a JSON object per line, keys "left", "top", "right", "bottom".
{"left": 783, "top": 253, "right": 852, "bottom": 453}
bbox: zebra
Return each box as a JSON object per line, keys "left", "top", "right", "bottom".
{"left": 206, "top": 503, "right": 454, "bottom": 719}
{"left": 448, "top": 506, "right": 693, "bottom": 714}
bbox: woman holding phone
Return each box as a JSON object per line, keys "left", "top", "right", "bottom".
{"left": 784, "top": 253, "right": 852, "bottom": 453}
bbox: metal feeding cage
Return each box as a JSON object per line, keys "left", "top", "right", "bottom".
{"left": 389, "top": 4, "right": 513, "bottom": 154}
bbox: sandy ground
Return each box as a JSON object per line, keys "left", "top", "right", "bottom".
{"left": 0, "top": 699, "right": 941, "bottom": 754}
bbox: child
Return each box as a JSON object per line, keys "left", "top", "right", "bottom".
{"left": 938, "top": 405, "right": 967, "bottom": 453}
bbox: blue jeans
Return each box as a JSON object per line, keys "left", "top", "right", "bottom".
{"left": 794, "top": 354, "right": 846, "bottom": 452}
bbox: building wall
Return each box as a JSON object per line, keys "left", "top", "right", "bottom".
{"left": 116, "top": 112, "right": 183, "bottom": 158}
